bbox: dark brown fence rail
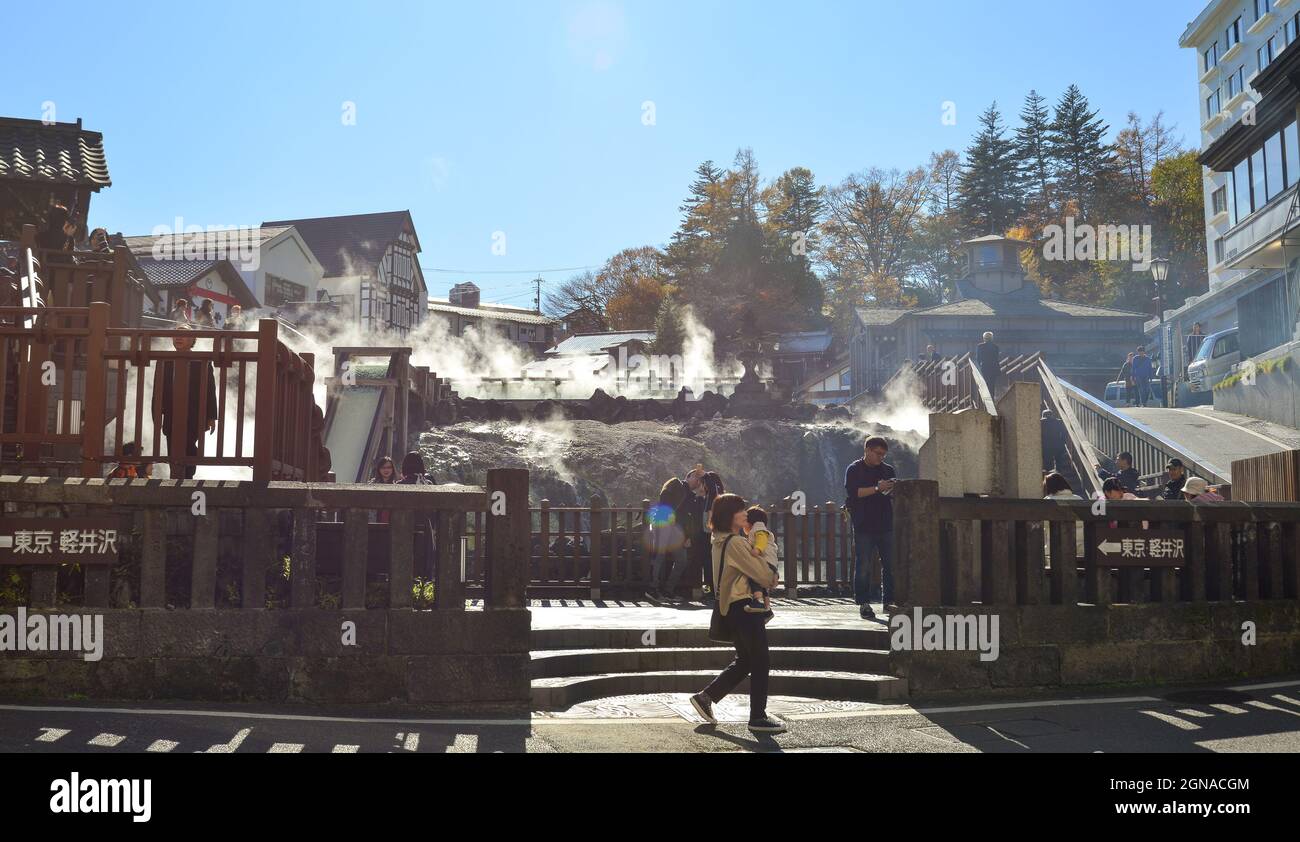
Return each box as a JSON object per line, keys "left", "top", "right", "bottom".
{"left": 2, "top": 303, "right": 322, "bottom": 481}
{"left": 462, "top": 497, "right": 870, "bottom": 598}
{"left": 893, "top": 481, "right": 1300, "bottom": 607}
{"left": 0, "top": 477, "right": 494, "bottom": 611}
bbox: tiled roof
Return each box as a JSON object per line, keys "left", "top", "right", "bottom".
{"left": 854, "top": 307, "right": 914, "bottom": 326}
{"left": 427, "top": 299, "right": 555, "bottom": 326}
{"left": 549, "top": 331, "right": 655, "bottom": 356}
{"left": 262, "top": 211, "right": 416, "bottom": 278}
{"left": 121, "top": 226, "right": 291, "bottom": 258}
{"left": 777, "top": 330, "right": 833, "bottom": 354}
{"left": 913, "top": 298, "right": 1147, "bottom": 319}
{"left": 0, "top": 117, "right": 111, "bottom": 188}
{"left": 135, "top": 257, "right": 259, "bottom": 306}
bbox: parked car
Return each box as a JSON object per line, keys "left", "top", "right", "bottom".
{"left": 1187, "top": 328, "right": 1240, "bottom": 395}
{"left": 1104, "top": 380, "right": 1167, "bottom": 408}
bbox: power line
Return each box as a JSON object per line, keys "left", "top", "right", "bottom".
{"left": 421, "top": 264, "right": 599, "bottom": 275}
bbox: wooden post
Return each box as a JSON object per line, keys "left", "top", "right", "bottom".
{"left": 782, "top": 497, "right": 799, "bottom": 599}
{"left": 893, "top": 480, "right": 940, "bottom": 606}
{"left": 1082, "top": 521, "right": 1110, "bottom": 607}
{"left": 435, "top": 511, "right": 467, "bottom": 610}
{"left": 80, "top": 302, "right": 109, "bottom": 478}
{"left": 140, "top": 508, "right": 166, "bottom": 608}
{"left": 1209, "top": 523, "right": 1234, "bottom": 601}
{"left": 190, "top": 510, "right": 219, "bottom": 609}
{"left": 291, "top": 507, "right": 318, "bottom": 608}
{"left": 1284, "top": 522, "right": 1300, "bottom": 600}
{"left": 589, "top": 496, "right": 603, "bottom": 600}
{"left": 539, "top": 500, "right": 551, "bottom": 584}
{"left": 1183, "top": 522, "right": 1208, "bottom": 603}
{"left": 1264, "top": 521, "right": 1284, "bottom": 599}
{"left": 252, "top": 319, "right": 278, "bottom": 483}
{"left": 341, "top": 509, "right": 368, "bottom": 609}
{"left": 1241, "top": 523, "right": 1260, "bottom": 600}
{"left": 485, "top": 469, "right": 530, "bottom": 609}
{"left": 1016, "top": 520, "right": 1045, "bottom": 605}
{"left": 981, "top": 520, "right": 1015, "bottom": 606}
{"left": 1049, "top": 521, "right": 1077, "bottom": 606}
{"left": 388, "top": 509, "right": 414, "bottom": 609}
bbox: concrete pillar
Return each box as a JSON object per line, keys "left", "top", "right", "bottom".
{"left": 894, "top": 480, "right": 940, "bottom": 607}
{"left": 996, "top": 380, "right": 1044, "bottom": 499}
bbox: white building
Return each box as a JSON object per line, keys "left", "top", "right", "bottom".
{"left": 1177, "top": 0, "right": 1300, "bottom": 362}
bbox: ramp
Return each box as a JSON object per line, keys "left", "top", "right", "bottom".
{"left": 324, "top": 385, "right": 384, "bottom": 483}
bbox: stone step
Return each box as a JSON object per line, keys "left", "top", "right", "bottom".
{"left": 530, "top": 647, "right": 891, "bottom": 679}
{"left": 532, "top": 626, "right": 890, "bottom": 652}
{"left": 531, "top": 670, "right": 907, "bottom": 710}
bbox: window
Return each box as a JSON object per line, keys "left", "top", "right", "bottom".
{"left": 1215, "top": 238, "right": 1226, "bottom": 264}
{"left": 1212, "top": 185, "right": 1228, "bottom": 215}
{"left": 265, "top": 274, "right": 307, "bottom": 307}
{"left": 1266, "top": 132, "right": 1285, "bottom": 201}
{"left": 1252, "top": 147, "right": 1268, "bottom": 208}
{"left": 1227, "top": 17, "right": 1242, "bottom": 50}
{"left": 1234, "top": 158, "right": 1252, "bottom": 223}
{"left": 1289, "top": 17, "right": 1298, "bottom": 45}
{"left": 1288, "top": 121, "right": 1300, "bottom": 187}
{"left": 1257, "top": 0, "right": 1272, "bottom": 21}
{"left": 1227, "top": 65, "right": 1245, "bottom": 98}
{"left": 1206, "top": 41, "right": 1220, "bottom": 71}
{"left": 1270, "top": 34, "right": 1280, "bottom": 63}
{"left": 1259, "top": 44, "right": 1272, "bottom": 70}
{"left": 1207, "top": 88, "right": 1222, "bottom": 119}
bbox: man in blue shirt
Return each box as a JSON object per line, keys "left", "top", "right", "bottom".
{"left": 844, "top": 437, "right": 897, "bottom": 621}
{"left": 1131, "top": 347, "right": 1154, "bottom": 407}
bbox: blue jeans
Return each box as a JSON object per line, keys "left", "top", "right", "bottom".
{"left": 853, "top": 530, "right": 894, "bottom": 606}
{"left": 1133, "top": 378, "right": 1151, "bottom": 406}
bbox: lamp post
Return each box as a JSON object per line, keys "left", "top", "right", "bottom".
{"left": 1149, "top": 258, "right": 1171, "bottom": 407}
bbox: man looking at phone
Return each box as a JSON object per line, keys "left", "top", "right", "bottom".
{"left": 845, "top": 437, "right": 897, "bottom": 621}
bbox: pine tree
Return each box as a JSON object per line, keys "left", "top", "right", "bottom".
{"left": 1048, "top": 85, "right": 1119, "bottom": 221}
{"left": 651, "top": 295, "right": 686, "bottom": 355}
{"left": 1014, "top": 90, "right": 1054, "bottom": 219}
{"left": 955, "top": 103, "right": 1023, "bottom": 236}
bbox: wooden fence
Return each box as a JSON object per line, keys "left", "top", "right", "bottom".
{"left": 893, "top": 481, "right": 1300, "bottom": 607}
{"left": 1, "top": 302, "right": 323, "bottom": 481}
{"left": 1232, "top": 450, "right": 1300, "bottom": 503}
{"left": 461, "top": 497, "right": 872, "bottom": 598}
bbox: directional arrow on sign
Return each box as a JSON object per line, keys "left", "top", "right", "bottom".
{"left": 1098, "top": 540, "right": 1124, "bottom": 556}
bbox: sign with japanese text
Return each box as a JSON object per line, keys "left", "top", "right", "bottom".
{"left": 0, "top": 519, "right": 120, "bottom": 566}
{"left": 1094, "top": 527, "right": 1185, "bottom": 568}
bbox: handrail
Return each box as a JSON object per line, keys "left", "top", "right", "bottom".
{"left": 1035, "top": 359, "right": 1105, "bottom": 499}
{"left": 1057, "top": 376, "right": 1231, "bottom": 486}
{"left": 968, "top": 361, "right": 998, "bottom": 417}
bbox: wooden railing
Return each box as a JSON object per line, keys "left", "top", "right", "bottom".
{"left": 15, "top": 225, "right": 150, "bottom": 328}
{"left": 0, "top": 477, "right": 508, "bottom": 611}
{"left": 893, "top": 481, "right": 1300, "bottom": 607}
{"left": 1, "top": 302, "right": 323, "bottom": 481}
{"left": 461, "top": 497, "right": 868, "bottom": 598}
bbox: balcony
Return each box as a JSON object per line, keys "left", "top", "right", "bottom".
{"left": 1249, "top": 12, "right": 1276, "bottom": 36}
{"left": 1222, "top": 183, "right": 1300, "bottom": 269}
{"left": 1223, "top": 41, "right": 1245, "bottom": 63}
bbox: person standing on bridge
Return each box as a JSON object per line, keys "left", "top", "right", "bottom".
{"left": 1132, "top": 347, "right": 1154, "bottom": 407}
{"left": 976, "top": 332, "right": 1001, "bottom": 398}
{"left": 1161, "top": 459, "right": 1189, "bottom": 500}
{"left": 690, "top": 493, "right": 783, "bottom": 734}
{"left": 845, "top": 437, "right": 897, "bottom": 621}
{"left": 1041, "top": 410, "right": 1069, "bottom": 474}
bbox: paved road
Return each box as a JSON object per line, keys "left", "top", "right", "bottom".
{"left": 4, "top": 678, "right": 1299, "bottom": 753}
{"left": 1120, "top": 407, "right": 1294, "bottom": 481}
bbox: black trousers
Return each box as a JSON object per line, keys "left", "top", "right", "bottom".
{"left": 701, "top": 607, "right": 770, "bottom": 720}
{"left": 164, "top": 430, "right": 200, "bottom": 479}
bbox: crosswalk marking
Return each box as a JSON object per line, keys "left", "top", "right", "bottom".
{"left": 147, "top": 740, "right": 178, "bottom": 753}
{"left": 331, "top": 745, "right": 360, "bottom": 753}
{"left": 1209, "top": 704, "right": 1248, "bottom": 715}
{"left": 36, "top": 728, "right": 69, "bottom": 743}
{"left": 1175, "top": 709, "right": 1214, "bottom": 718}
{"left": 88, "top": 733, "right": 125, "bottom": 747}
{"left": 448, "top": 735, "right": 478, "bottom": 753}
{"left": 1273, "top": 694, "right": 1300, "bottom": 709}
{"left": 1247, "top": 700, "right": 1299, "bottom": 716}
{"left": 268, "top": 743, "right": 304, "bottom": 753}
{"left": 396, "top": 731, "right": 419, "bottom": 752}
{"left": 1140, "top": 711, "right": 1200, "bottom": 731}
{"left": 205, "top": 728, "right": 251, "bottom": 753}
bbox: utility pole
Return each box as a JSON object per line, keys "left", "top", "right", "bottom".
{"left": 533, "top": 276, "right": 543, "bottom": 314}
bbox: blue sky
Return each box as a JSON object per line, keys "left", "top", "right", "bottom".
{"left": 10, "top": 0, "right": 1206, "bottom": 308}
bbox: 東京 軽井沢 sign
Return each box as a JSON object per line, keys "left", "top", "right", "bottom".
{"left": 1094, "top": 527, "right": 1185, "bottom": 568}
{"left": 0, "top": 519, "right": 120, "bottom": 566}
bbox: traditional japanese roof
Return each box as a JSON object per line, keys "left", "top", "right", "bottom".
{"left": 548, "top": 331, "right": 655, "bottom": 356}
{"left": 262, "top": 211, "right": 417, "bottom": 278}
{"left": 427, "top": 298, "right": 555, "bottom": 326}
{"left": 0, "top": 117, "right": 111, "bottom": 188}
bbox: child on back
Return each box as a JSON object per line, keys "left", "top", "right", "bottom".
{"left": 743, "top": 506, "right": 780, "bottom": 614}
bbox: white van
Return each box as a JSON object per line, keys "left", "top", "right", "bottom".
{"left": 1186, "top": 328, "right": 1240, "bottom": 395}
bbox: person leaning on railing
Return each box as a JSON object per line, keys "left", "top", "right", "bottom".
{"left": 151, "top": 324, "right": 218, "bottom": 480}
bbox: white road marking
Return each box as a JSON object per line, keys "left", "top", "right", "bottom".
{"left": 1272, "top": 694, "right": 1300, "bottom": 708}
{"left": 1210, "top": 704, "right": 1249, "bottom": 715}
{"left": 147, "top": 740, "right": 178, "bottom": 752}
{"left": 1247, "top": 700, "right": 1300, "bottom": 716}
{"left": 331, "top": 745, "right": 360, "bottom": 753}
{"left": 1230, "top": 679, "right": 1300, "bottom": 692}
{"left": 1176, "top": 708, "right": 1214, "bottom": 718}
{"left": 205, "top": 727, "right": 251, "bottom": 753}
{"left": 1140, "top": 710, "right": 1201, "bottom": 731}
{"left": 1175, "top": 408, "right": 1291, "bottom": 450}
{"left": 268, "top": 743, "right": 304, "bottom": 753}
{"left": 35, "top": 728, "right": 69, "bottom": 742}
{"left": 397, "top": 731, "right": 419, "bottom": 751}
{"left": 88, "top": 733, "right": 125, "bottom": 747}
{"left": 448, "top": 735, "right": 478, "bottom": 753}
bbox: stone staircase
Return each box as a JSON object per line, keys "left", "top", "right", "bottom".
{"left": 530, "top": 623, "right": 906, "bottom": 710}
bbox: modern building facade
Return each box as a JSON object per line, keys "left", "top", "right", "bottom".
{"left": 1177, "top": 0, "right": 1300, "bottom": 368}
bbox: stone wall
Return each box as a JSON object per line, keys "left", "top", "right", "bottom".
{"left": 893, "top": 602, "right": 1300, "bottom": 700}
{"left": 1213, "top": 341, "right": 1300, "bottom": 427}
{"left": 0, "top": 608, "right": 531, "bottom": 713}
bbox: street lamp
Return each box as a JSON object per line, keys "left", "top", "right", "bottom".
{"left": 1149, "top": 258, "right": 1171, "bottom": 406}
